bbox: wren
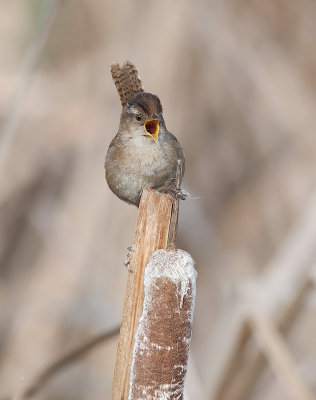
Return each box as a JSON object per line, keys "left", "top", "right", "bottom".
{"left": 105, "top": 61, "right": 185, "bottom": 207}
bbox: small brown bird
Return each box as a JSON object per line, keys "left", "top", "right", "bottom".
{"left": 105, "top": 61, "right": 185, "bottom": 207}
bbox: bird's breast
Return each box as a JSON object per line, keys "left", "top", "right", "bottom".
{"left": 105, "top": 133, "right": 177, "bottom": 205}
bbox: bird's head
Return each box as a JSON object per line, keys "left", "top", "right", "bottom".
{"left": 121, "top": 92, "right": 164, "bottom": 142}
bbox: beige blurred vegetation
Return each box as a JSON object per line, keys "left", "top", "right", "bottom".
{"left": 1, "top": 0, "right": 316, "bottom": 399}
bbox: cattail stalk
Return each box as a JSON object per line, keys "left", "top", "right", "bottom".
{"left": 111, "top": 189, "right": 173, "bottom": 399}
{"left": 111, "top": 176, "right": 196, "bottom": 399}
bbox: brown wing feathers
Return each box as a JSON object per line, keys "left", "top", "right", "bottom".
{"left": 110, "top": 61, "right": 144, "bottom": 108}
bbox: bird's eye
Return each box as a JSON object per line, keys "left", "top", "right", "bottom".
{"left": 135, "top": 113, "right": 141, "bottom": 121}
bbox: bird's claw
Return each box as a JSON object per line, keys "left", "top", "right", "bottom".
{"left": 169, "top": 187, "right": 188, "bottom": 200}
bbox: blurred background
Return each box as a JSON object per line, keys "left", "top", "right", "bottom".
{"left": 1, "top": 1, "right": 316, "bottom": 399}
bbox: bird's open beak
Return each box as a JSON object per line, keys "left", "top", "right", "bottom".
{"left": 144, "top": 119, "right": 159, "bottom": 142}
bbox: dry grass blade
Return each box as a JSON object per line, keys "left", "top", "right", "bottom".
{"left": 0, "top": 327, "right": 119, "bottom": 400}
{"left": 0, "top": 0, "right": 62, "bottom": 181}
{"left": 167, "top": 159, "right": 183, "bottom": 250}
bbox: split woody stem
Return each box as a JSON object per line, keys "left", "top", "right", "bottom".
{"left": 110, "top": 189, "right": 173, "bottom": 400}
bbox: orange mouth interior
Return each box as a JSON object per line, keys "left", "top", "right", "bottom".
{"left": 144, "top": 119, "right": 159, "bottom": 141}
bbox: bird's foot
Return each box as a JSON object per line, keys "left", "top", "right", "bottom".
{"left": 124, "top": 246, "right": 134, "bottom": 272}
{"left": 169, "top": 186, "right": 188, "bottom": 200}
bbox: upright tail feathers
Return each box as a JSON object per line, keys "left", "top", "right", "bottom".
{"left": 110, "top": 61, "right": 144, "bottom": 108}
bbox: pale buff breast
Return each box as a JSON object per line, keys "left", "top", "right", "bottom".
{"left": 105, "top": 134, "right": 176, "bottom": 205}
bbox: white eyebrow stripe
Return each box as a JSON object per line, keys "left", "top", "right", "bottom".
{"left": 129, "top": 106, "right": 141, "bottom": 115}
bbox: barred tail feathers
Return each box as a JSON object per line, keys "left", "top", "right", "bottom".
{"left": 110, "top": 64, "right": 126, "bottom": 107}
{"left": 110, "top": 61, "right": 144, "bottom": 108}
{"left": 123, "top": 61, "right": 144, "bottom": 94}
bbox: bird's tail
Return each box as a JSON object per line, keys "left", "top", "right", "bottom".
{"left": 110, "top": 61, "right": 144, "bottom": 108}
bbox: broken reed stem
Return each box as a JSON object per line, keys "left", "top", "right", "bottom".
{"left": 18, "top": 327, "right": 120, "bottom": 400}
{"left": 111, "top": 189, "right": 173, "bottom": 400}
{"left": 248, "top": 313, "right": 314, "bottom": 400}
